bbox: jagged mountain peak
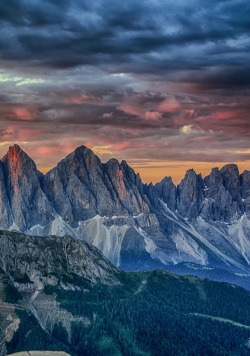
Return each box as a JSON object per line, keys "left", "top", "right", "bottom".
{"left": 220, "top": 163, "right": 239, "bottom": 174}
{"left": 182, "top": 168, "right": 198, "bottom": 180}
{"left": 73, "top": 144, "right": 93, "bottom": 156}
{"left": 4, "top": 144, "right": 25, "bottom": 160}
{"left": 58, "top": 144, "right": 102, "bottom": 169}
{"left": 105, "top": 157, "right": 120, "bottom": 167}
{"left": 178, "top": 168, "right": 204, "bottom": 189}
{"left": 219, "top": 163, "right": 241, "bottom": 202}
{"left": 1, "top": 144, "right": 37, "bottom": 173}
{"left": 0, "top": 145, "right": 53, "bottom": 231}
{"left": 120, "top": 159, "right": 130, "bottom": 168}
{"left": 8, "top": 143, "right": 22, "bottom": 154}
{"left": 208, "top": 166, "right": 220, "bottom": 175}
{"left": 186, "top": 167, "right": 196, "bottom": 174}
{"left": 159, "top": 176, "right": 175, "bottom": 185}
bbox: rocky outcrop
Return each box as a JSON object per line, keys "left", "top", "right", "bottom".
{"left": 176, "top": 170, "right": 204, "bottom": 219}
{"left": 153, "top": 176, "right": 176, "bottom": 211}
{"left": 201, "top": 165, "right": 243, "bottom": 222}
{"left": 0, "top": 230, "right": 121, "bottom": 289}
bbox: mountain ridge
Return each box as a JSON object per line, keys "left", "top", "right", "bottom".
{"left": 0, "top": 144, "right": 250, "bottom": 283}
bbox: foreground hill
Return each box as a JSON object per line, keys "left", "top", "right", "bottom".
{"left": 0, "top": 144, "right": 250, "bottom": 287}
{"left": 0, "top": 231, "right": 250, "bottom": 355}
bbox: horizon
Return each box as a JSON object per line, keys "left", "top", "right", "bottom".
{"left": 0, "top": 1, "right": 249, "bottom": 183}
{"left": 1, "top": 143, "right": 249, "bottom": 185}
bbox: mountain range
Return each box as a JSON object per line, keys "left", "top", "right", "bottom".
{"left": 0, "top": 144, "right": 250, "bottom": 287}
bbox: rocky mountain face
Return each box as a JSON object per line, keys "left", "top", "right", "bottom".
{"left": 43, "top": 146, "right": 150, "bottom": 222}
{"left": 0, "top": 144, "right": 250, "bottom": 280}
{"left": 0, "top": 145, "right": 54, "bottom": 231}
{"left": 0, "top": 230, "right": 121, "bottom": 355}
{"left": 0, "top": 230, "right": 120, "bottom": 289}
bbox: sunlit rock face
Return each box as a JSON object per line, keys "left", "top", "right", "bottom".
{"left": 0, "top": 144, "right": 250, "bottom": 275}
{"left": 1, "top": 145, "right": 54, "bottom": 230}
{"left": 43, "top": 146, "right": 150, "bottom": 223}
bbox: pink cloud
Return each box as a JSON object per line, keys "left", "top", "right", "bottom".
{"left": 183, "top": 109, "right": 196, "bottom": 117}
{"left": 2, "top": 125, "right": 56, "bottom": 142}
{"left": 191, "top": 136, "right": 211, "bottom": 143}
{"left": 118, "top": 103, "right": 142, "bottom": 116}
{"left": 2, "top": 126, "right": 15, "bottom": 140}
{"left": 144, "top": 111, "right": 162, "bottom": 121}
{"left": 113, "top": 141, "right": 131, "bottom": 151}
{"left": 65, "top": 94, "right": 101, "bottom": 105}
{"left": 12, "top": 107, "right": 33, "bottom": 121}
{"left": 158, "top": 98, "right": 180, "bottom": 113}
{"left": 32, "top": 146, "right": 61, "bottom": 156}
{"left": 196, "top": 110, "right": 234, "bottom": 122}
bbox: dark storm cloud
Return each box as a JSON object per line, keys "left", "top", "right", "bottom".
{"left": 0, "top": 0, "right": 249, "bottom": 76}
{"left": 185, "top": 68, "right": 250, "bottom": 92}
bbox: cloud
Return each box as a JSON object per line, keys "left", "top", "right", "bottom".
{"left": 102, "top": 112, "right": 113, "bottom": 118}
{"left": 0, "top": 0, "right": 249, "bottom": 182}
{"left": 0, "top": 72, "right": 45, "bottom": 86}
{"left": 158, "top": 98, "right": 180, "bottom": 113}
{"left": 118, "top": 104, "right": 141, "bottom": 117}
{"left": 0, "top": 0, "right": 248, "bottom": 76}
{"left": 144, "top": 111, "right": 162, "bottom": 121}
{"left": 12, "top": 107, "right": 33, "bottom": 121}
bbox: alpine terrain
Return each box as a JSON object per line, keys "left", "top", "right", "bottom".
{"left": 0, "top": 144, "right": 250, "bottom": 288}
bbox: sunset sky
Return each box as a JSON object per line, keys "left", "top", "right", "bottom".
{"left": 0, "top": 0, "right": 249, "bottom": 183}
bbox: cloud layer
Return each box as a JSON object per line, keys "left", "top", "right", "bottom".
{"left": 0, "top": 0, "right": 249, "bottom": 182}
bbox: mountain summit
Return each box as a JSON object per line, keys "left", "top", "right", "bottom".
{"left": 0, "top": 145, "right": 250, "bottom": 284}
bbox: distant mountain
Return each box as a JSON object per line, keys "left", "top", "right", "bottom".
{"left": 1, "top": 230, "right": 250, "bottom": 356}
{"left": 0, "top": 144, "right": 250, "bottom": 285}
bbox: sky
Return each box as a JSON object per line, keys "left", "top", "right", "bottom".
{"left": 0, "top": 0, "right": 250, "bottom": 183}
